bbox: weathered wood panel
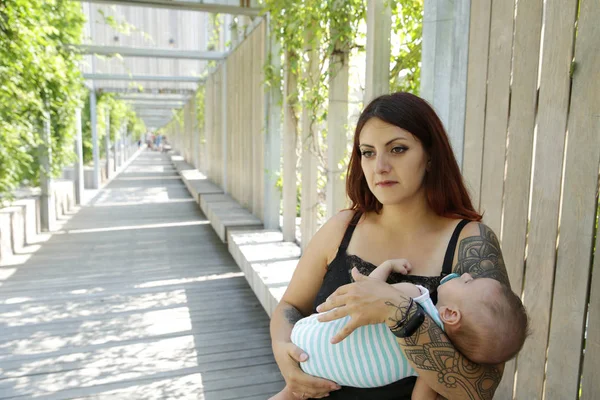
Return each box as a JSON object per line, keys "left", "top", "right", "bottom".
{"left": 479, "top": 0, "right": 515, "bottom": 235}
{"left": 515, "top": 0, "right": 579, "bottom": 397}
{"left": 495, "top": 1, "right": 543, "bottom": 396}
{"left": 462, "top": 0, "right": 492, "bottom": 208}
{"left": 544, "top": 0, "right": 600, "bottom": 396}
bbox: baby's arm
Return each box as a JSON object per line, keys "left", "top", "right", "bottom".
{"left": 369, "top": 259, "right": 412, "bottom": 281}
{"left": 411, "top": 377, "right": 439, "bottom": 400}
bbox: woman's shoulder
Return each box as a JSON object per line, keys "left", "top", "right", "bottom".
{"left": 453, "top": 220, "right": 511, "bottom": 286}
{"left": 314, "top": 210, "right": 357, "bottom": 264}
{"left": 319, "top": 209, "right": 357, "bottom": 234}
{"left": 457, "top": 220, "right": 499, "bottom": 243}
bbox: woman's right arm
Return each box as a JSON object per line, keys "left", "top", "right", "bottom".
{"left": 270, "top": 210, "right": 353, "bottom": 398}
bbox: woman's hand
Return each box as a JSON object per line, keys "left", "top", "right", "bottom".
{"left": 272, "top": 340, "right": 341, "bottom": 399}
{"left": 316, "top": 267, "right": 409, "bottom": 344}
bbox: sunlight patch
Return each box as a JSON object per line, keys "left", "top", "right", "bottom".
{"left": 136, "top": 272, "right": 245, "bottom": 288}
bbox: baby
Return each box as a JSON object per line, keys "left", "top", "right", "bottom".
{"left": 271, "top": 259, "right": 529, "bottom": 400}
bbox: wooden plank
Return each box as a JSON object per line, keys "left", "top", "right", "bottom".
{"left": 582, "top": 197, "right": 600, "bottom": 399}
{"left": 479, "top": 0, "right": 516, "bottom": 234}
{"left": 514, "top": 0, "right": 579, "bottom": 397}
{"left": 497, "top": 2, "right": 543, "bottom": 394}
{"left": 462, "top": 0, "right": 491, "bottom": 208}
{"left": 545, "top": 0, "right": 600, "bottom": 396}
{"left": 480, "top": 0, "right": 515, "bottom": 235}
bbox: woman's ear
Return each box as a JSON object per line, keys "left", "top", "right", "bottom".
{"left": 438, "top": 305, "right": 462, "bottom": 327}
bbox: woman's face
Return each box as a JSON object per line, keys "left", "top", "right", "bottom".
{"left": 359, "top": 118, "right": 428, "bottom": 206}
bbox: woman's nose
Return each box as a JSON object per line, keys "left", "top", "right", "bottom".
{"left": 375, "top": 154, "right": 391, "bottom": 174}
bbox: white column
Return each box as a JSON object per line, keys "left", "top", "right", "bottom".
{"left": 221, "top": 64, "right": 228, "bottom": 193}
{"left": 90, "top": 91, "right": 100, "bottom": 189}
{"left": 264, "top": 16, "right": 282, "bottom": 229}
{"left": 40, "top": 113, "right": 55, "bottom": 232}
{"left": 74, "top": 108, "right": 84, "bottom": 205}
{"left": 326, "top": 18, "right": 350, "bottom": 219}
{"left": 105, "top": 111, "right": 112, "bottom": 177}
{"left": 192, "top": 97, "right": 200, "bottom": 168}
{"left": 120, "top": 122, "right": 126, "bottom": 166}
{"left": 421, "top": 0, "right": 470, "bottom": 166}
{"left": 300, "top": 30, "right": 319, "bottom": 249}
{"left": 365, "top": 0, "right": 391, "bottom": 103}
{"left": 282, "top": 55, "right": 298, "bottom": 242}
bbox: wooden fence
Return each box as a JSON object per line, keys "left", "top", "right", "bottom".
{"left": 463, "top": 0, "right": 599, "bottom": 398}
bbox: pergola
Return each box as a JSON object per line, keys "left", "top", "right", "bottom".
{"left": 77, "top": 0, "right": 262, "bottom": 189}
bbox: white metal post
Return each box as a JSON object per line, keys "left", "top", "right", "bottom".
{"left": 263, "top": 14, "right": 282, "bottom": 229}
{"left": 221, "top": 64, "right": 228, "bottom": 193}
{"left": 282, "top": 54, "right": 298, "bottom": 242}
{"left": 90, "top": 91, "right": 100, "bottom": 189}
{"left": 40, "top": 113, "right": 55, "bottom": 232}
{"left": 74, "top": 108, "right": 85, "bottom": 205}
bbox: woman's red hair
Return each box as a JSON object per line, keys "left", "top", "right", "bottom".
{"left": 346, "top": 92, "right": 482, "bottom": 221}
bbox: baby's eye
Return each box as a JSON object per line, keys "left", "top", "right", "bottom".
{"left": 391, "top": 146, "right": 408, "bottom": 154}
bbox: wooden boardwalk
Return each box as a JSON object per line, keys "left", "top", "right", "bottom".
{"left": 0, "top": 152, "right": 284, "bottom": 399}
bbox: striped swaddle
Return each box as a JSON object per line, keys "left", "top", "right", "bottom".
{"left": 291, "top": 286, "right": 443, "bottom": 388}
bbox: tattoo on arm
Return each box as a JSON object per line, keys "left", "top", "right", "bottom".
{"left": 454, "top": 223, "right": 511, "bottom": 287}
{"left": 401, "top": 316, "right": 502, "bottom": 400}
{"left": 284, "top": 305, "right": 304, "bottom": 325}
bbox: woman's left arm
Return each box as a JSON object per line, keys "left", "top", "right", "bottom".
{"left": 317, "top": 222, "right": 510, "bottom": 400}
{"left": 395, "top": 222, "right": 510, "bottom": 399}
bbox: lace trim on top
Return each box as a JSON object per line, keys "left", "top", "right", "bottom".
{"left": 346, "top": 254, "right": 443, "bottom": 295}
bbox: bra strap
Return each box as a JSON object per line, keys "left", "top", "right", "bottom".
{"left": 339, "top": 212, "right": 362, "bottom": 251}
{"left": 441, "top": 219, "right": 470, "bottom": 276}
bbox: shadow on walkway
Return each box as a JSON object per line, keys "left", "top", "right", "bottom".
{"left": 0, "top": 152, "right": 284, "bottom": 399}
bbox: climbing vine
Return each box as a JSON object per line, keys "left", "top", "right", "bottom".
{"left": 389, "top": 0, "right": 423, "bottom": 94}
{"left": 0, "top": 0, "right": 86, "bottom": 200}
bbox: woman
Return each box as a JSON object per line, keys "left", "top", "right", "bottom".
{"left": 270, "top": 92, "right": 510, "bottom": 399}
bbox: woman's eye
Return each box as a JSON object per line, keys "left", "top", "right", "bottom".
{"left": 361, "top": 151, "right": 374, "bottom": 158}
{"left": 391, "top": 146, "right": 407, "bottom": 154}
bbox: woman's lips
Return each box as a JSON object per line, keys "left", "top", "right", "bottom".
{"left": 376, "top": 181, "right": 398, "bottom": 187}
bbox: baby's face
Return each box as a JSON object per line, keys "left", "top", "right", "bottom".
{"left": 436, "top": 273, "right": 499, "bottom": 309}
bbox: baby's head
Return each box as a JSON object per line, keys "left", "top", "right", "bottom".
{"left": 436, "top": 273, "right": 529, "bottom": 365}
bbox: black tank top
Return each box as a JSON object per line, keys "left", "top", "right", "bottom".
{"left": 311, "top": 213, "right": 469, "bottom": 400}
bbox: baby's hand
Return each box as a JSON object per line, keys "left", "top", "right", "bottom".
{"left": 382, "top": 259, "right": 412, "bottom": 274}
{"left": 369, "top": 259, "right": 412, "bottom": 281}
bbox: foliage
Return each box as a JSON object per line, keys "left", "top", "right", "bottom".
{"left": 263, "top": 1, "right": 421, "bottom": 221}
{"left": 78, "top": 91, "right": 145, "bottom": 164}
{"left": 389, "top": 0, "right": 423, "bottom": 94}
{"left": 0, "top": 0, "right": 86, "bottom": 199}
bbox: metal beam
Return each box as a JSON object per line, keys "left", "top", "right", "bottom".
{"left": 117, "top": 95, "right": 192, "bottom": 101}
{"left": 76, "top": 45, "right": 227, "bottom": 60}
{"left": 73, "top": 0, "right": 261, "bottom": 16}
{"left": 98, "top": 87, "right": 195, "bottom": 95}
{"left": 130, "top": 102, "right": 186, "bottom": 108}
{"left": 84, "top": 73, "right": 204, "bottom": 82}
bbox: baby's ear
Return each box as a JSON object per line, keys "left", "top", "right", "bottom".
{"left": 439, "top": 305, "right": 462, "bottom": 327}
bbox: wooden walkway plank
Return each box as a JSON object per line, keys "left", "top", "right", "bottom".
{"left": 0, "top": 152, "right": 283, "bottom": 399}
